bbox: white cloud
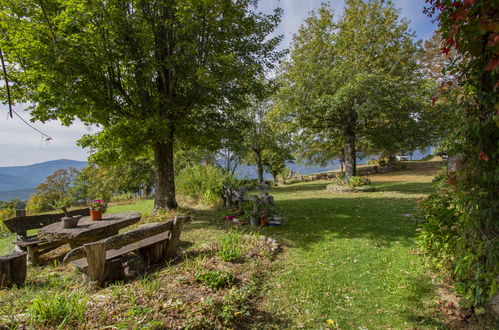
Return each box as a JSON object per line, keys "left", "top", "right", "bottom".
{"left": 0, "top": 103, "right": 92, "bottom": 166}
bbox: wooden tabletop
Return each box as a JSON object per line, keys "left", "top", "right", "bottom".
{"left": 37, "top": 212, "right": 141, "bottom": 246}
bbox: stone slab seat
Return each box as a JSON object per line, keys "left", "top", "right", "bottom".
{"left": 4, "top": 208, "right": 90, "bottom": 264}
{"left": 63, "top": 216, "right": 189, "bottom": 285}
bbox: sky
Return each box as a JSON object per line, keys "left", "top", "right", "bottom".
{"left": 0, "top": 0, "right": 437, "bottom": 167}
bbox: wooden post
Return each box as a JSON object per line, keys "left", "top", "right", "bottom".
{"left": 84, "top": 241, "right": 106, "bottom": 285}
{"left": 165, "top": 216, "right": 189, "bottom": 258}
{"left": 0, "top": 252, "right": 27, "bottom": 288}
{"left": 252, "top": 196, "right": 260, "bottom": 214}
{"left": 0, "top": 258, "right": 11, "bottom": 288}
{"left": 15, "top": 209, "right": 26, "bottom": 217}
{"left": 238, "top": 195, "right": 244, "bottom": 213}
{"left": 9, "top": 252, "right": 27, "bottom": 286}
{"left": 26, "top": 247, "right": 38, "bottom": 266}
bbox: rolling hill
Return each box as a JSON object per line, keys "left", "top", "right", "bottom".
{"left": 0, "top": 159, "right": 87, "bottom": 201}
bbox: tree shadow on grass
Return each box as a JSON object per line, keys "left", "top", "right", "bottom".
{"left": 263, "top": 194, "right": 421, "bottom": 251}
{"left": 272, "top": 181, "right": 331, "bottom": 194}
{"left": 374, "top": 181, "right": 435, "bottom": 195}
{"left": 403, "top": 273, "right": 446, "bottom": 328}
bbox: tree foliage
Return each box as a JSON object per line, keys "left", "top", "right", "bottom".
{"left": 35, "top": 167, "right": 78, "bottom": 210}
{"left": 418, "top": 0, "right": 498, "bottom": 310}
{"left": 277, "top": 0, "right": 428, "bottom": 178}
{"left": 0, "top": 0, "right": 282, "bottom": 210}
{"left": 241, "top": 97, "right": 293, "bottom": 183}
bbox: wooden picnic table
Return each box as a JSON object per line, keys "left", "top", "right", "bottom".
{"left": 37, "top": 212, "right": 141, "bottom": 248}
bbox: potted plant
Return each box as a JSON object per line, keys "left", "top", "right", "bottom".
{"left": 54, "top": 198, "right": 81, "bottom": 229}
{"left": 88, "top": 200, "right": 107, "bottom": 220}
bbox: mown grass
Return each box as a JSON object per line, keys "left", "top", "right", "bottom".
{"left": 254, "top": 162, "right": 445, "bottom": 328}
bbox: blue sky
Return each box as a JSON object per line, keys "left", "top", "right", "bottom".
{"left": 0, "top": 0, "right": 436, "bottom": 167}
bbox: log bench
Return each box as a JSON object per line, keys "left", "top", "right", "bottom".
{"left": 0, "top": 252, "right": 27, "bottom": 288}
{"left": 3, "top": 209, "right": 90, "bottom": 265}
{"left": 63, "top": 216, "right": 189, "bottom": 285}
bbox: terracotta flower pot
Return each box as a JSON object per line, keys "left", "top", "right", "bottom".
{"left": 90, "top": 210, "right": 103, "bottom": 220}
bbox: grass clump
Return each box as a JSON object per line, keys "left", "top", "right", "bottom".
{"left": 28, "top": 290, "right": 87, "bottom": 327}
{"left": 218, "top": 231, "right": 244, "bottom": 262}
{"left": 219, "top": 287, "right": 252, "bottom": 325}
{"left": 195, "top": 269, "right": 234, "bottom": 289}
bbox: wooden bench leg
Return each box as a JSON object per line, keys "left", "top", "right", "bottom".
{"left": 165, "top": 217, "right": 187, "bottom": 258}
{"left": 84, "top": 241, "right": 106, "bottom": 285}
{"left": 27, "top": 247, "right": 39, "bottom": 266}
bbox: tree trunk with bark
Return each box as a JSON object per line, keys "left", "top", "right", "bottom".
{"left": 387, "top": 154, "right": 396, "bottom": 171}
{"left": 254, "top": 149, "right": 264, "bottom": 184}
{"left": 153, "top": 138, "right": 178, "bottom": 211}
{"left": 344, "top": 131, "right": 357, "bottom": 178}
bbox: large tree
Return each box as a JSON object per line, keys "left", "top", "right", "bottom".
{"left": 0, "top": 0, "right": 282, "bottom": 211}
{"left": 278, "top": 0, "right": 424, "bottom": 178}
{"left": 241, "top": 97, "right": 293, "bottom": 184}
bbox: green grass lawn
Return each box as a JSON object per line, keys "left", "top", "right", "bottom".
{"left": 255, "top": 168, "right": 443, "bottom": 328}
{"left": 2, "top": 161, "right": 466, "bottom": 328}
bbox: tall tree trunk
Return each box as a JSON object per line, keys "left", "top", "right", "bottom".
{"left": 254, "top": 149, "right": 264, "bottom": 184}
{"left": 344, "top": 131, "right": 356, "bottom": 179}
{"left": 387, "top": 154, "right": 396, "bottom": 171}
{"left": 153, "top": 139, "right": 178, "bottom": 211}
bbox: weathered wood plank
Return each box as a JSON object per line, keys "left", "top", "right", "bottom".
{"left": 63, "top": 220, "right": 174, "bottom": 263}
{"left": 165, "top": 216, "right": 189, "bottom": 257}
{"left": 71, "top": 231, "right": 171, "bottom": 269}
{"left": 4, "top": 208, "right": 90, "bottom": 234}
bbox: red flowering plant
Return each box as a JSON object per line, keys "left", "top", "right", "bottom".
{"left": 88, "top": 200, "right": 107, "bottom": 213}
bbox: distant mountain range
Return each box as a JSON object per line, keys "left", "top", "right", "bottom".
{"left": 0, "top": 159, "right": 87, "bottom": 201}
{"left": 0, "top": 149, "right": 431, "bottom": 201}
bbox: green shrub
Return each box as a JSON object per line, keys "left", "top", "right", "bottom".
{"left": 0, "top": 209, "right": 13, "bottom": 235}
{"left": 195, "top": 269, "right": 234, "bottom": 289}
{"left": 219, "top": 287, "right": 251, "bottom": 325}
{"left": 29, "top": 291, "right": 87, "bottom": 327}
{"left": 417, "top": 177, "right": 498, "bottom": 308}
{"left": 218, "top": 231, "right": 244, "bottom": 262}
{"left": 25, "top": 194, "right": 51, "bottom": 215}
{"left": 347, "top": 176, "right": 371, "bottom": 188}
{"left": 110, "top": 193, "right": 134, "bottom": 202}
{"left": 176, "top": 165, "right": 236, "bottom": 205}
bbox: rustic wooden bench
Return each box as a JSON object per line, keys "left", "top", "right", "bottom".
{"left": 0, "top": 252, "right": 27, "bottom": 288}
{"left": 3, "top": 208, "right": 90, "bottom": 264}
{"left": 62, "top": 216, "right": 189, "bottom": 285}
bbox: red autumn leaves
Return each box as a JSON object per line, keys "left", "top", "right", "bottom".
{"left": 428, "top": 0, "right": 498, "bottom": 71}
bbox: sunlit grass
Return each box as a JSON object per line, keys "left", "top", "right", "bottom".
{"left": 255, "top": 164, "right": 445, "bottom": 328}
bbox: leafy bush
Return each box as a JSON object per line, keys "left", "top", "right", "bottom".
{"left": 110, "top": 193, "right": 134, "bottom": 202}
{"left": 218, "top": 231, "right": 244, "bottom": 262}
{"left": 176, "top": 165, "right": 236, "bottom": 205}
{"left": 219, "top": 287, "right": 251, "bottom": 325}
{"left": 417, "top": 176, "right": 498, "bottom": 308}
{"left": 195, "top": 269, "right": 234, "bottom": 289}
{"left": 347, "top": 176, "right": 371, "bottom": 188}
{"left": 29, "top": 291, "right": 87, "bottom": 327}
{"left": 0, "top": 209, "right": 13, "bottom": 235}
